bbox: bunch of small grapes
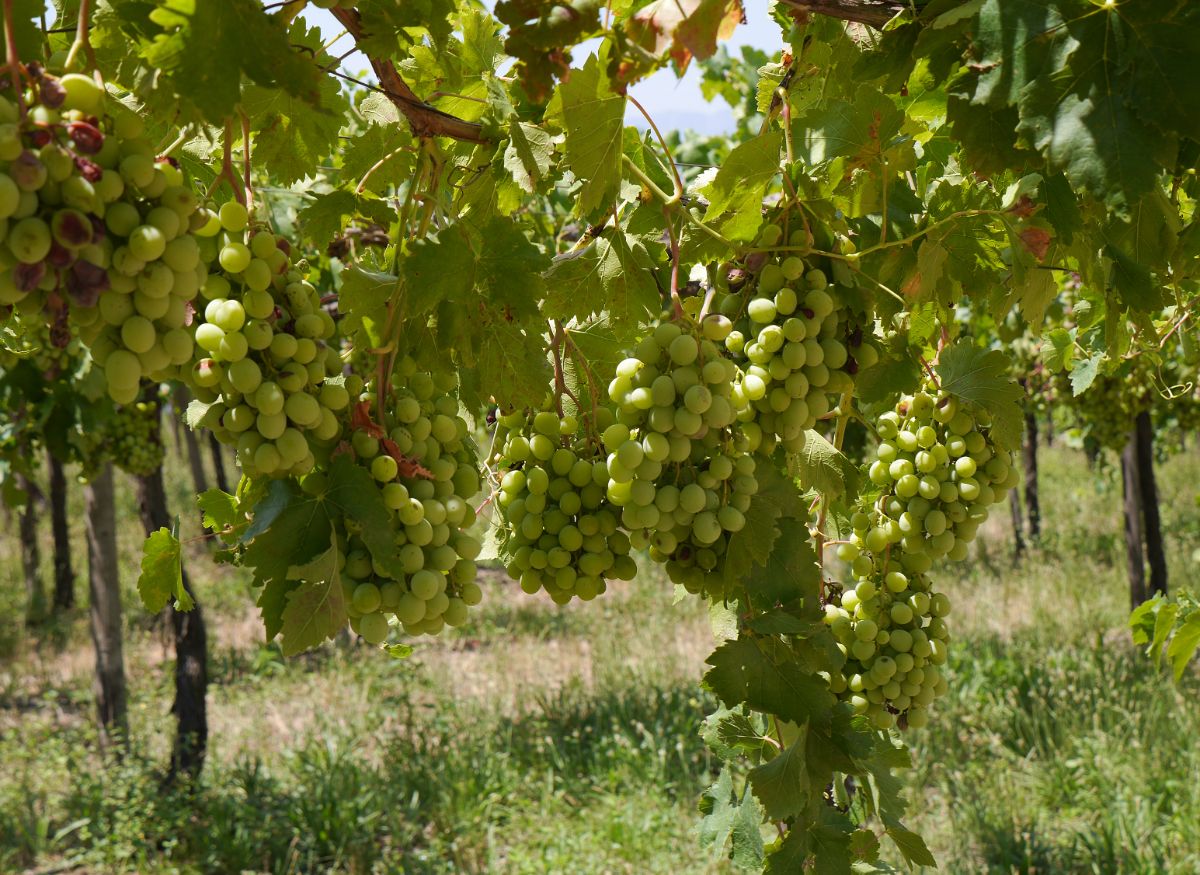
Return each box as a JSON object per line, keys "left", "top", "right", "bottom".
{"left": 0, "top": 304, "right": 80, "bottom": 375}
{"left": 605, "top": 318, "right": 757, "bottom": 597}
{"left": 0, "top": 73, "right": 208, "bottom": 404}
{"left": 101, "top": 398, "right": 165, "bottom": 476}
{"left": 186, "top": 221, "right": 344, "bottom": 479}
{"left": 1058, "top": 359, "right": 1155, "bottom": 452}
{"left": 707, "top": 227, "right": 878, "bottom": 453}
{"left": 491, "top": 406, "right": 637, "bottom": 604}
{"left": 334, "top": 359, "right": 483, "bottom": 642}
{"left": 822, "top": 568, "right": 951, "bottom": 730}
{"left": 853, "top": 384, "right": 1019, "bottom": 563}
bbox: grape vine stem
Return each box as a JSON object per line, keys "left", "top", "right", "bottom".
{"left": 621, "top": 155, "right": 732, "bottom": 250}
{"left": 64, "top": 0, "right": 98, "bottom": 76}
{"left": 328, "top": 7, "right": 489, "bottom": 143}
{"left": 2, "top": 0, "right": 24, "bottom": 117}
{"left": 627, "top": 93, "right": 683, "bottom": 200}
{"left": 206, "top": 121, "right": 246, "bottom": 205}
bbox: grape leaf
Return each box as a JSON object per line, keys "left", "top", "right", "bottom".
{"left": 1167, "top": 614, "right": 1200, "bottom": 681}
{"left": 701, "top": 131, "right": 781, "bottom": 242}
{"left": 323, "top": 455, "right": 406, "bottom": 580}
{"left": 279, "top": 538, "right": 347, "bottom": 656}
{"left": 701, "top": 706, "right": 772, "bottom": 759}
{"left": 257, "top": 577, "right": 297, "bottom": 642}
{"left": 934, "top": 342, "right": 1022, "bottom": 450}
{"left": 137, "top": 526, "right": 194, "bottom": 612}
{"left": 545, "top": 54, "right": 627, "bottom": 216}
{"left": 704, "top": 635, "right": 836, "bottom": 726}
{"left": 792, "top": 430, "right": 858, "bottom": 500}
{"left": 341, "top": 124, "right": 416, "bottom": 195}
{"left": 749, "top": 731, "right": 810, "bottom": 820}
{"left": 504, "top": 121, "right": 555, "bottom": 194}
{"left": 469, "top": 318, "right": 553, "bottom": 409}
{"left": 698, "top": 769, "right": 740, "bottom": 855}
{"left": 1069, "top": 353, "right": 1102, "bottom": 396}
{"left": 543, "top": 230, "right": 660, "bottom": 331}
{"left": 627, "top": 0, "right": 743, "bottom": 70}
{"left": 338, "top": 266, "right": 396, "bottom": 349}
{"left": 723, "top": 461, "right": 805, "bottom": 587}
{"left": 196, "top": 489, "right": 240, "bottom": 535}
{"left": 298, "top": 191, "right": 394, "bottom": 251}
{"left": 402, "top": 228, "right": 475, "bottom": 316}
{"left": 884, "top": 825, "right": 936, "bottom": 868}
{"left": 240, "top": 480, "right": 332, "bottom": 585}
{"left": 138, "top": 0, "right": 324, "bottom": 123}
{"left": 241, "top": 21, "right": 350, "bottom": 185}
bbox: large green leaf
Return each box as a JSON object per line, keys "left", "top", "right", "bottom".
{"left": 545, "top": 54, "right": 626, "bottom": 217}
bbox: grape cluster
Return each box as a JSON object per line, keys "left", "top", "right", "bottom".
{"left": 858, "top": 384, "right": 1018, "bottom": 562}
{"left": 101, "top": 398, "right": 165, "bottom": 476}
{"left": 708, "top": 226, "right": 877, "bottom": 453}
{"left": 186, "top": 223, "right": 344, "bottom": 479}
{"left": 605, "top": 319, "right": 757, "bottom": 597}
{"left": 492, "top": 407, "right": 637, "bottom": 604}
{"left": 0, "top": 305, "right": 80, "bottom": 375}
{"left": 1057, "top": 360, "right": 1154, "bottom": 452}
{"left": 337, "top": 360, "right": 483, "bottom": 641}
{"left": 823, "top": 568, "right": 950, "bottom": 730}
{"left": 0, "top": 74, "right": 210, "bottom": 404}
{"left": 819, "top": 382, "right": 1019, "bottom": 726}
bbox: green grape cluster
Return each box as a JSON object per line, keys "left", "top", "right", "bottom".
{"left": 605, "top": 319, "right": 758, "bottom": 597}
{"left": 335, "top": 360, "right": 483, "bottom": 642}
{"left": 0, "top": 76, "right": 208, "bottom": 404}
{"left": 857, "top": 384, "right": 1019, "bottom": 563}
{"left": 101, "top": 398, "right": 165, "bottom": 476}
{"left": 491, "top": 406, "right": 637, "bottom": 604}
{"left": 708, "top": 227, "right": 878, "bottom": 453}
{"left": 1056, "top": 360, "right": 1155, "bottom": 452}
{"left": 822, "top": 568, "right": 951, "bottom": 730}
{"left": 186, "top": 223, "right": 344, "bottom": 479}
{"left": 0, "top": 306, "right": 80, "bottom": 375}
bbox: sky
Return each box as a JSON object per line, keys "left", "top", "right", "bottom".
{"left": 301, "top": 0, "right": 785, "bottom": 135}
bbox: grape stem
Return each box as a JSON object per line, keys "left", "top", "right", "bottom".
{"left": 63, "top": 0, "right": 98, "bottom": 77}
{"left": 550, "top": 321, "right": 572, "bottom": 417}
{"left": 239, "top": 111, "right": 254, "bottom": 217}
{"left": 663, "top": 208, "right": 685, "bottom": 320}
{"left": 206, "top": 121, "right": 246, "bottom": 205}
{"left": 2, "top": 0, "right": 25, "bottom": 117}
{"left": 620, "top": 155, "right": 732, "bottom": 250}
{"left": 627, "top": 93, "right": 683, "bottom": 200}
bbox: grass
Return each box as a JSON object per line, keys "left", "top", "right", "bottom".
{"left": 1, "top": 438, "right": 1199, "bottom": 873}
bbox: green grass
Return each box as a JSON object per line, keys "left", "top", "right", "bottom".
{"left": 1, "top": 439, "right": 1199, "bottom": 873}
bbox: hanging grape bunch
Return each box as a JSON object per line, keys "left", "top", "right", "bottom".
{"left": 491, "top": 405, "right": 637, "bottom": 604}
{"left": 707, "top": 222, "right": 879, "bottom": 454}
{"left": 854, "top": 383, "right": 1019, "bottom": 563}
{"left": 335, "top": 358, "right": 483, "bottom": 642}
{"left": 606, "top": 318, "right": 757, "bottom": 599}
{"left": 186, "top": 214, "right": 343, "bottom": 479}
{"left": 815, "top": 381, "right": 1019, "bottom": 730}
{"left": 0, "top": 69, "right": 208, "bottom": 403}
{"left": 95, "top": 397, "right": 166, "bottom": 476}
{"left": 1057, "top": 357, "right": 1157, "bottom": 453}
{"left": 823, "top": 568, "right": 951, "bottom": 730}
